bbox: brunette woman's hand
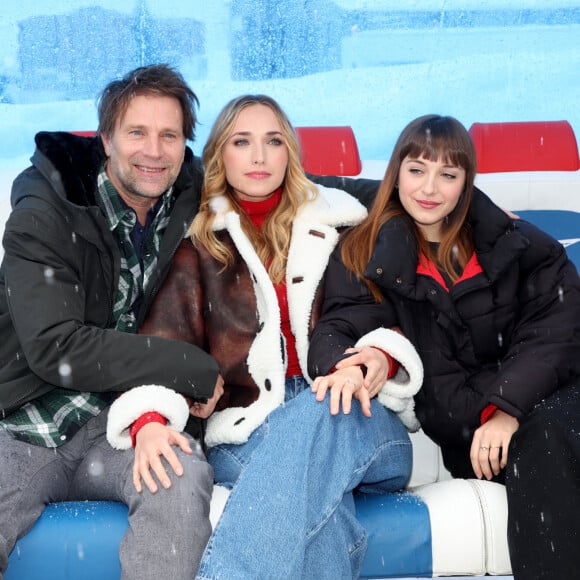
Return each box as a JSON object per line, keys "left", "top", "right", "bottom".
{"left": 502, "top": 207, "right": 520, "bottom": 220}
{"left": 312, "top": 366, "right": 371, "bottom": 417}
{"left": 470, "top": 409, "right": 519, "bottom": 480}
{"left": 336, "top": 346, "right": 391, "bottom": 398}
{"left": 133, "top": 422, "right": 194, "bottom": 494}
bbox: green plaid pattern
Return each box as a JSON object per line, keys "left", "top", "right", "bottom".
{"left": 0, "top": 389, "right": 110, "bottom": 448}
{"left": 97, "top": 166, "right": 174, "bottom": 332}
{"left": 0, "top": 166, "right": 173, "bottom": 447}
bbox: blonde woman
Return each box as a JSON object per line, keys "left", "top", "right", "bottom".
{"left": 108, "top": 95, "right": 423, "bottom": 578}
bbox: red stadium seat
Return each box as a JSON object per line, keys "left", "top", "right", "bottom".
{"left": 70, "top": 131, "right": 97, "bottom": 137}
{"left": 295, "top": 125, "right": 362, "bottom": 176}
{"left": 469, "top": 120, "right": 580, "bottom": 173}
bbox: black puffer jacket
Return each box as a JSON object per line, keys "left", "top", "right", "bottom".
{"left": 0, "top": 132, "right": 219, "bottom": 427}
{"left": 309, "top": 190, "right": 580, "bottom": 454}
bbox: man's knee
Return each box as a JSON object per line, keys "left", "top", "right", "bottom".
{"left": 174, "top": 439, "right": 213, "bottom": 495}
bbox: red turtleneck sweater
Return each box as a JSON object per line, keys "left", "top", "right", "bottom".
{"left": 238, "top": 189, "right": 302, "bottom": 378}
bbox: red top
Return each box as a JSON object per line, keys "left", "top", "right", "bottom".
{"left": 416, "top": 251, "right": 483, "bottom": 292}
{"left": 238, "top": 189, "right": 302, "bottom": 378}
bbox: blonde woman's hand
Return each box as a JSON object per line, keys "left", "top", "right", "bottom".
{"left": 312, "top": 366, "right": 371, "bottom": 417}
{"left": 133, "top": 422, "right": 193, "bottom": 494}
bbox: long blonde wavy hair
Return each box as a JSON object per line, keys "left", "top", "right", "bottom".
{"left": 341, "top": 114, "right": 477, "bottom": 301}
{"left": 189, "top": 95, "right": 318, "bottom": 284}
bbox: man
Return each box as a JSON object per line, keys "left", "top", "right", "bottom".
{"left": 0, "top": 64, "right": 223, "bottom": 579}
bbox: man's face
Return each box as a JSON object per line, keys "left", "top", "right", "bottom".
{"left": 101, "top": 94, "right": 186, "bottom": 211}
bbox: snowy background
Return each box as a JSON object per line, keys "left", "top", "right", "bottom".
{"left": 0, "top": 6, "right": 577, "bottom": 577}
{"left": 1, "top": 0, "right": 579, "bottom": 250}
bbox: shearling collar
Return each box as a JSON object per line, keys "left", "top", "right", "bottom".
{"left": 209, "top": 185, "right": 367, "bottom": 232}
{"left": 200, "top": 186, "right": 367, "bottom": 447}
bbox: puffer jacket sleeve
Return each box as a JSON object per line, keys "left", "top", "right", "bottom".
{"left": 308, "top": 246, "right": 392, "bottom": 376}
{"left": 485, "top": 222, "right": 580, "bottom": 418}
{"left": 308, "top": 245, "right": 423, "bottom": 430}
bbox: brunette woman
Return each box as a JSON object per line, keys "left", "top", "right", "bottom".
{"left": 309, "top": 114, "right": 580, "bottom": 580}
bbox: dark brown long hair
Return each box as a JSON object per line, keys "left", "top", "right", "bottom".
{"left": 341, "top": 114, "right": 477, "bottom": 301}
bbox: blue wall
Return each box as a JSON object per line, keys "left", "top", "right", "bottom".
{"left": 1, "top": 1, "right": 579, "bottom": 161}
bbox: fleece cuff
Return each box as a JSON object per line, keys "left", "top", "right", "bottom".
{"left": 106, "top": 385, "right": 190, "bottom": 450}
{"left": 355, "top": 328, "right": 424, "bottom": 432}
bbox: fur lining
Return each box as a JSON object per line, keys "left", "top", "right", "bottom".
{"left": 294, "top": 185, "right": 368, "bottom": 227}
{"left": 204, "top": 211, "right": 287, "bottom": 448}
{"left": 288, "top": 186, "right": 368, "bottom": 379}
{"left": 106, "top": 385, "right": 190, "bottom": 449}
{"left": 210, "top": 185, "right": 367, "bottom": 232}
{"left": 355, "top": 328, "right": 424, "bottom": 432}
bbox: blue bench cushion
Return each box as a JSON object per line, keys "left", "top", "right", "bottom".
{"left": 7, "top": 502, "right": 126, "bottom": 580}
{"left": 356, "top": 492, "right": 432, "bottom": 578}
{"left": 8, "top": 493, "right": 433, "bottom": 580}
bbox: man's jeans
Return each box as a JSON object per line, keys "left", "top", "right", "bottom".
{"left": 197, "top": 376, "right": 412, "bottom": 580}
{"left": 0, "top": 408, "right": 213, "bottom": 580}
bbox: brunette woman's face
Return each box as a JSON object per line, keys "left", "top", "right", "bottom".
{"left": 222, "top": 104, "right": 289, "bottom": 202}
{"left": 397, "top": 155, "right": 466, "bottom": 242}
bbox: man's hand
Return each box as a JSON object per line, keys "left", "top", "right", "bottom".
{"left": 312, "top": 366, "right": 371, "bottom": 417}
{"left": 133, "top": 422, "right": 194, "bottom": 494}
{"left": 470, "top": 409, "right": 519, "bottom": 480}
{"left": 336, "top": 346, "right": 390, "bottom": 398}
{"left": 189, "top": 374, "right": 224, "bottom": 419}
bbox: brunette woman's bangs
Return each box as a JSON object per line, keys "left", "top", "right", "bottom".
{"left": 401, "top": 122, "right": 472, "bottom": 172}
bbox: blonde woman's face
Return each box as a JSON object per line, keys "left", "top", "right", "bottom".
{"left": 398, "top": 155, "right": 466, "bottom": 242}
{"left": 222, "top": 104, "right": 289, "bottom": 202}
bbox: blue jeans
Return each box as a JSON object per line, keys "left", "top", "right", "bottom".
{"left": 197, "top": 377, "right": 412, "bottom": 580}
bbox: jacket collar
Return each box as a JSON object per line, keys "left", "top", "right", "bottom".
{"left": 468, "top": 189, "right": 529, "bottom": 280}
{"left": 24, "top": 131, "right": 198, "bottom": 210}
{"left": 210, "top": 184, "right": 367, "bottom": 232}
{"left": 365, "top": 189, "right": 529, "bottom": 294}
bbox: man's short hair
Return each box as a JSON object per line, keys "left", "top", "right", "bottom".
{"left": 97, "top": 64, "right": 199, "bottom": 142}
